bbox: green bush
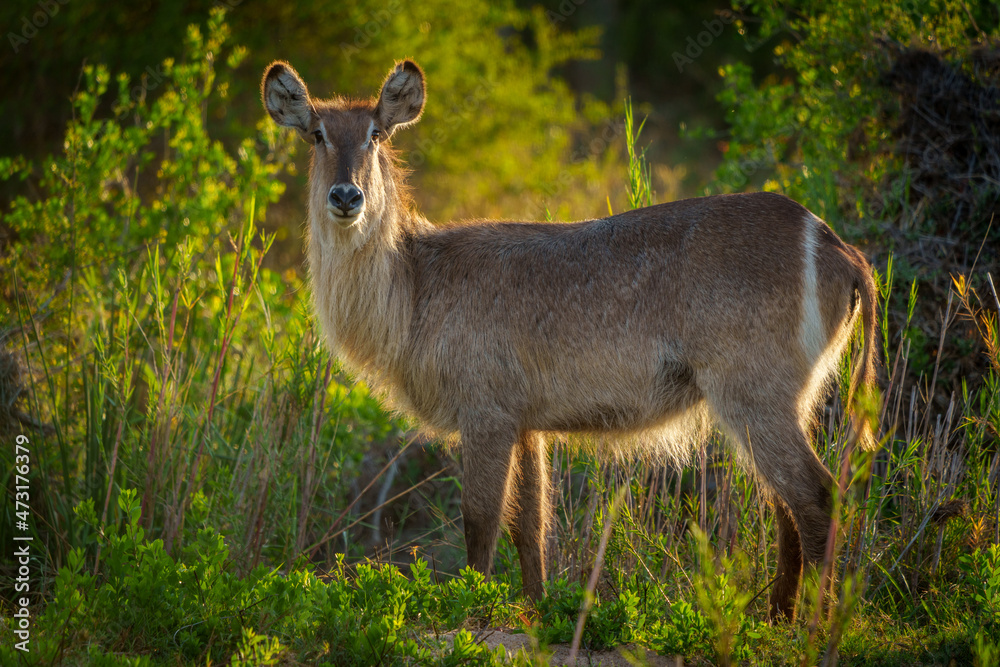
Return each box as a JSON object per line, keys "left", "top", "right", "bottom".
{"left": 0, "top": 489, "right": 517, "bottom": 665}
{"left": 0, "top": 9, "right": 402, "bottom": 579}
{"left": 703, "top": 0, "right": 1000, "bottom": 384}
{"left": 713, "top": 0, "right": 998, "bottom": 226}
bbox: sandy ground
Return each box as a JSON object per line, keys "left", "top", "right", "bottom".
{"left": 439, "top": 629, "right": 683, "bottom": 666}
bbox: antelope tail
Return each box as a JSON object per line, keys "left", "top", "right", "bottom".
{"left": 848, "top": 263, "right": 880, "bottom": 451}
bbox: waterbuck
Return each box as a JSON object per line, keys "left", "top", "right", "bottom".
{"left": 261, "top": 59, "right": 879, "bottom": 621}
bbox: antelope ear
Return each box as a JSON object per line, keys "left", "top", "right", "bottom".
{"left": 261, "top": 61, "right": 316, "bottom": 136}
{"left": 374, "top": 60, "right": 425, "bottom": 136}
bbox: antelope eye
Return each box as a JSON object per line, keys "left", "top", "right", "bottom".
{"left": 371, "top": 128, "right": 381, "bottom": 143}
{"left": 312, "top": 130, "right": 323, "bottom": 145}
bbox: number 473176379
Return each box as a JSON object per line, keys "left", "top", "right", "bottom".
{"left": 14, "top": 435, "right": 30, "bottom": 528}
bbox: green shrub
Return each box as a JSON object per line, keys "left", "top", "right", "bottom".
{"left": 0, "top": 9, "right": 407, "bottom": 584}
{"left": 0, "top": 488, "right": 518, "bottom": 665}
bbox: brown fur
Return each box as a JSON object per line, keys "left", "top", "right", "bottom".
{"left": 262, "top": 60, "right": 880, "bottom": 620}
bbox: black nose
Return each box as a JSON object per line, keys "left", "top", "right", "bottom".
{"left": 328, "top": 183, "right": 364, "bottom": 214}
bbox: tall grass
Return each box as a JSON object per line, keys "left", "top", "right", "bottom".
{"left": 0, "top": 11, "right": 407, "bottom": 584}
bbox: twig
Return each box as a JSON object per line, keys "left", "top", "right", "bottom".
{"left": 309, "top": 466, "right": 448, "bottom": 554}
{"left": 870, "top": 489, "right": 950, "bottom": 599}
{"left": 309, "top": 433, "right": 420, "bottom": 556}
{"left": 746, "top": 573, "right": 781, "bottom": 610}
{"left": 567, "top": 487, "right": 625, "bottom": 664}
{"left": 987, "top": 272, "right": 1000, "bottom": 316}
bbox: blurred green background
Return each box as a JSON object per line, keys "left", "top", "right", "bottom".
{"left": 0, "top": 0, "right": 776, "bottom": 244}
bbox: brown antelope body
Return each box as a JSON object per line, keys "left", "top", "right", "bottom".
{"left": 262, "top": 59, "right": 878, "bottom": 621}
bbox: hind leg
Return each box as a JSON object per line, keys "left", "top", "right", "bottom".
{"left": 507, "top": 431, "right": 551, "bottom": 599}
{"left": 771, "top": 501, "right": 804, "bottom": 621}
{"left": 704, "top": 375, "right": 835, "bottom": 621}
{"left": 737, "top": 417, "right": 833, "bottom": 621}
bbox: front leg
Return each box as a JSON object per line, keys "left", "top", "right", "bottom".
{"left": 460, "top": 420, "right": 519, "bottom": 578}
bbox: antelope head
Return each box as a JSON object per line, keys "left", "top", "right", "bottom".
{"left": 261, "top": 60, "right": 425, "bottom": 249}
